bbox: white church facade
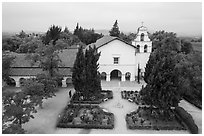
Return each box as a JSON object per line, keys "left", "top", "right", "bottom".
{"left": 89, "top": 25, "right": 152, "bottom": 81}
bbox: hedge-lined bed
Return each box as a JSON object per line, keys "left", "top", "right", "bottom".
{"left": 126, "top": 106, "right": 187, "bottom": 131}
{"left": 70, "top": 90, "right": 113, "bottom": 104}
{"left": 56, "top": 104, "right": 114, "bottom": 129}
{"left": 121, "top": 90, "right": 145, "bottom": 105}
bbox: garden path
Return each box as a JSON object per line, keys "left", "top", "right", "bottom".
{"left": 22, "top": 81, "right": 199, "bottom": 134}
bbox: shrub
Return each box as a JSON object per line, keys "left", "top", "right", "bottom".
{"left": 175, "top": 106, "right": 198, "bottom": 134}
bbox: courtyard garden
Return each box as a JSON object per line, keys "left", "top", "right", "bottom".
{"left": 56, "top": 104, "right": 114, "bottom": 129}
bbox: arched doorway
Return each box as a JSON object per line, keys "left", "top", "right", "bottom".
{"left": 100, "top": 72, "right": 107, "bottom": 81}
{"left": 6, "top": 77, "right": 16, "bottom": 87}
{"left": 125, "top": 72, "right": 131, "bottom": 81}
{"left": 110, "top": 69, "right": 122, "bottom": 81}
{"left": 19, "top": 78, "right": 26, "bottom": 86}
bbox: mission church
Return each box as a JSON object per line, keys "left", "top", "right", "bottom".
{"left": 8, "top": 25, "right": 152, "bottom": 87}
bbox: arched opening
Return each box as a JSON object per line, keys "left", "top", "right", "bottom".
{"left": 144, "top": 45, "right": 148, "bottom": 52}
{"left": 141, "top": 33, "right": 144, "bottom": 41}
{"left": 136, "top": 45, "right": 140, "bottom": 53}
{"left": 110, "top": 69, "right": 122, "bottom": 81}
{"left": 6, "top": 77, "right": 16, "bottom": 87}
{"left": 66, "top": 77, "right": 72, "bottom": 87}
{"left": 100, "top": 72, "right": 107, "bottom": 81}
{"left": 125, "top": 72, "right": 131, "bottom": 81}
{"left": 19, "top": 78, "right": 26, "bottom": 86}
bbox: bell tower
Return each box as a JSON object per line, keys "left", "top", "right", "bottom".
{"left": 132, "top": 23, "right": 152, "bottom": 53}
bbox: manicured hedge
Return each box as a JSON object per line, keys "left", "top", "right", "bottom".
{"left": 56, "top": 104, "right": 114, "bottom": 129}
{"left": 175, "top": 106, "right": 198, "bottom": 134}
{"left": 126, "top": 107, "right": 187, "bottom": 131}
{"left": 70, "top": 90, "right": 113, "bottom": 104}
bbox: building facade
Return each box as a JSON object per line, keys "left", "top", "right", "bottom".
{"left": 89, "top": 25, "right": 152, "bottom": 81}
{"left": 7, "top": 25, "right": 152, "bottom": 87}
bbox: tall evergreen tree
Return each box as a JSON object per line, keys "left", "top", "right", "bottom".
{"left": 72, "top": 45, "right": 85, "bottom": 94}
{"left": 109, "top": 20, "right": 120, "bottom": 37}
{"left": 84, "top": 46, "right": 101, "bottom": 98}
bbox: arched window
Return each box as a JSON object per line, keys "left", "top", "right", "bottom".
{"left": 100, "top": 72, "right": 107, "bottom": 80}
{"left": 144, "top": 45, "right": 148, "bottom": 52}
{"left": 136, "top": 45, "right": 140, "bottom": 53}
{"left": 125, "top": 72, "right": 131, "bottom": 81}
{"left": 141, "top": 33, "right": 144, "bottom": 41}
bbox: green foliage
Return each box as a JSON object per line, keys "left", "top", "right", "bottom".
{"left": 119, "top": 32, "right": 136, "bottom": 44}
{"left": 43, "top": 25, "right": 62, "bottom": 45}
{"left": 17, "top": 38, "right": 43, "bottom": 53}
{"left": 72, "top": 45, "right": 101, "bottom": 100}
{"left": 2, "top": 90, "right": 37, "bottom": 130}
{"left": 2, "top": 123, "right": 26, "bottom": 134}
{"left": 74, "top": 23, "right": 103, "bottom": 45}
{"left": 84, "top": 46, "right": 101, "bottom": 97}
{"left": 22, "top": 80, "right": 45, "bottom": 108}
{"left": 72, "top": 45, "right": 86, "bottom": 94}
{"left": 109, "top": 20, "right": 120, "bottom": 37}
{"left": 180, "top": 40, "right": 193, "bottom": 54}
{"left": 142, "top": 30, "right": 202, "bottom": 119}
{"left": 27, "top": 41, "right": 63, "bottom": 77}
{"left": 2, "top": 36, "right": 23, "bottom": 52}
{"left": 36, "top": 73, "right": 58, "bottom": 99}
{"left": 2, "top": 52, "right": 15, "bottom": 81}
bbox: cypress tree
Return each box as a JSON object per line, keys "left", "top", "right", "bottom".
{"left": 72, "top": 45, "right": 85, "bottom": 94}
{"left": 109, "top": 20, "right": 120, "bottom": 37}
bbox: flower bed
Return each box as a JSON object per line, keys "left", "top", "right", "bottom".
{"left": 70, "top": 90, "right": 113, "bottom": 104}
{"left": 121, "top": 90, "right": 145, "bottom": 105}
{"left": 56, "top": 104, "right": 114, "bottom": 129}
{"left": 126, "top": 106, "right": 187, "bottom": 131}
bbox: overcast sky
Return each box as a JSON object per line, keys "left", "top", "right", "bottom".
{"left": 2, "top": 2, "right": 202, "bottom": 36}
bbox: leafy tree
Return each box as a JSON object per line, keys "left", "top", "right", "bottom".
{"left": 109, "top": 20, "right": 120, "bottom": 37}
{"left": 180, "top": 40, "right": 193, "bottom": 54}
{"left": 119, "top": 32, "right": 136, "bottom": 44}
{"left": 27, "top": 40, "right": 64, "bottom": 77}
{"left": 22, "top": 80, "right": 45, "bottom": 108}
{"left": 141, "top": 31, "right": 183, "bottom": 119}
{"left": 17, "top": 38, "right": 43, "bottom": 53}
{"left": 2, "top": 52, "right": 15, "bottom": 82}
{"left": 72, "top": 45, "right": 86, "bottom": 94}
{"left": 17, "top": 30, "right": 27, "bottom": 39}
{"left": 73, "top": 23, "right": 103, "bottom": 45}
{"left": 36, "top": 74, "right": 58, "bottom": 99}
{"left": 43, "top": 25, "right": 62, "bottom": 45}
{"left": 2, "top": 36, "right": 23, "bottom": 52}
{"left": 2, "top": 90, "right": 37, "bottom": 132}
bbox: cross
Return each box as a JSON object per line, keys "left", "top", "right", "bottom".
{"left": 141, "top": 21, "right": 144, "bottom": 26}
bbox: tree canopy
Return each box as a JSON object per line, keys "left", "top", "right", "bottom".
{"left": 109, "top": 20, "right": 120, "bottom": 37}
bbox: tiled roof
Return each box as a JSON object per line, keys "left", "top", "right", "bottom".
{"left": 86, "top": 35, "right": 136, "bottom": 49}
{"left": 9, "top": 49, "right": 77, "bottom": 76}
{"left": 10, "top": 48, "right": 78, "bottom": 68}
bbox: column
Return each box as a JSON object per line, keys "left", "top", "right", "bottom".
{"left": 130, "top": 74, "right": 135, "bottom": 81}
{"left": 106, "top": 74, "right": 110, "bottom": 81}
{"left": 122, "top": 74, "right": 125, "bottom": 81}
{"left": 62, "top": 77, "right": 67, "bottom": 87}
{"left": 16, "top": 80, "right": 20, "bottom": 87}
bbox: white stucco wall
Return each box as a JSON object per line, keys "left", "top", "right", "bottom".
{"left": 98, "top": 39, "right": 136, "bottom": 81}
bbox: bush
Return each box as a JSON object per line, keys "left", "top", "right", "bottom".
{"left": 175, "top": 107, "right": 198, "bottom": 134}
